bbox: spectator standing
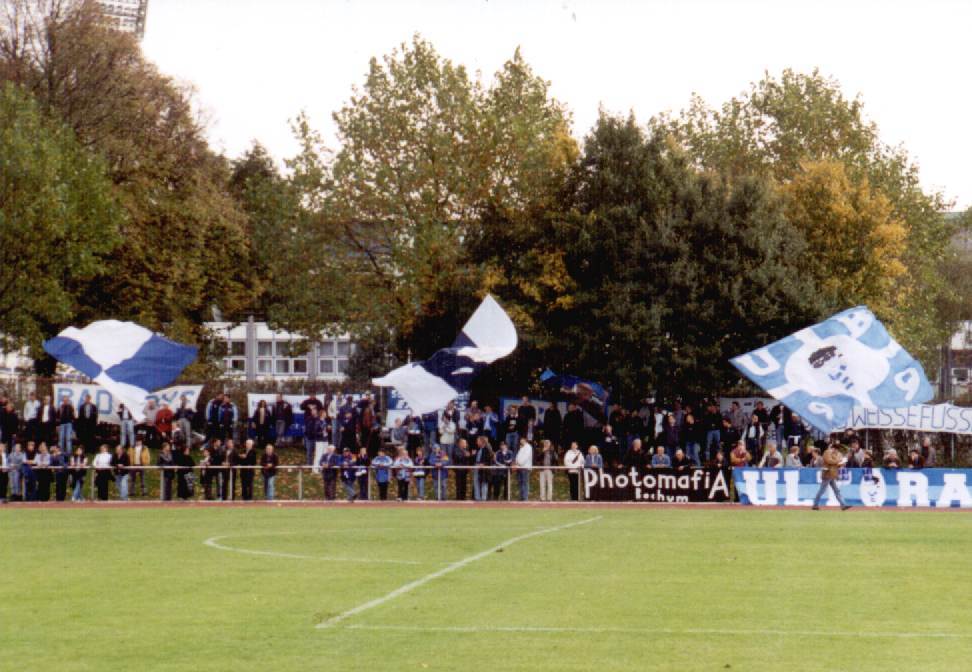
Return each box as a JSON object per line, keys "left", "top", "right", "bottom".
{"left": 405, "top": 415, "right": 423, "bottom": 455}
{"left": 515, "top": 438, "right": 533, "bottom": 501}
{"left": 7, "top": 443, "right": 24, "bottom": 501}
{"left": 562, "top": 403, "right": 585, "bottom": 450}
{"left": 920, "top": 437, "right": 936, "bottom": 467}
{"left": 142, "top": 399, "right": 159, "bottom": 447}
{"left": 110, "top": 444, "right": 129, "bottom": 500}
{"left": 681, "top": 414, "right": 703, "bottom": 466}
{"left": 240, "top": 439, "right": 257, "bottom": 501}
{"left": 340, "top": 448, "right": 358, "bottom": 502}
{"left": 743, "top": 414, "right": 765, "bottom": 463}
{"left": 50, "top": 445, "right": 69, "bottom": 502}
{"left": 199, "top": 448, "right": 214, "bottom": 500}
{"left": 299, "top": 393, "right": 324, "bottom": 418}
{"left": 176, "top": 446, "right": 195, "bottom": 500}
{"left": 218, "top": 397, "right": 238, "bottom": 443}
{"left": 464, "top": 402, "right": 483, "bottom": 443}
{"left": 157, "top": 443, "right": 175, "bottom": 501}
{"left": 584, "top": 446, "right": 604, "bottom": 499}
{"left": 73, "top": 395, "right": 96, "bottom": 452}
{"left": 204, "top": 394, "right": 224, "bottom": 442}
{"left": 93, "top": 445, "right": 113, "bottom": 501}
{"left": 600, "top": 425, "right": 621, "bottom": 469}
{"left": 20, "top": 443, "right": 37, "bottom": 501}
{"left": 786, "top": 412, "right": 806, "bottom": 449}
{"left": 155, "top": 403, "right": 174, "bottom": 443}
{"left": 127, "top": 439, "right": 150, "bottom": 497}
{"left": 222, "top": 439, "right": 239, "bottom": 500}
{"left": 482, "top": 405, "right": 499, "bottom": 442}
{"left": 651, "top": 446, "right": 671, "bottom": 468}
{"left": 430, "top": 445, "right": 450, "bottom": 501}
{"left": 118, "top": 403, "right": 136, "bottom": 449}
{"left": 69, "top": 447, "right": 88, "bottom": 501}
{"left": 173, "top": 396, "right": 195, "bottom": 448}
{"left": 57, "top": 397, "right": 75, "bottom": 454}
{"left": 412, "top": 447, "right": 428, "bottom": 500}
{"left": 563, "top": 442, "right": 584, "bottom": 501}
{"left": 729, "top": 401, "right": 747, "bottom": 435}
{"left": 272, "top": 394, "right": 293, "bottom": 447}
{"left": 908, "top": 449, "right": 924, "bottom": 469}
{"left": 23, "top": 392, "right": 40, "bottom": 443}
{"left": 702, "top": 402, "right": 723, "bottom": 460}
{"left": 492, "top": 441, "right": 514, "bottom": 500}
{"left": 538, "top": 439, "right": 557, "bottom": 502}
{"left": 356, "top": 447, "right": 371, "bottom": 500}
{"left": 421, "top": 411, "right": 438, "bottom": 451}
{"left": 542, "top": 403, "right": 562, "bottom": 449}
{"left": 623, "top": 439, "right": 648, "bottom": 472}
{"left": 503, "top": 405, "right": 520, "bottom": 452}
{"left": 35, "top": 443, "right": 52, "bottom": 501}
{"left": 393, "top": 447, "right": 413, "bottom": 501}
{"left": 320, "top": 445, "right": 340, "bottom": 501}
{"left": 662, "top": 414, "right": 680, "bottom": 460}
{"left": 303, "top": 406, "right": 324, "bottom": 466}
{"left": 372, "top": 449, "right": 393, "bottom": 500}
{"left": 453, "top": 439, "right": 471, "bottom": 500}
{"left": 38, "top": 395, "right": 57, "bottom": 445}
{"left": 260, "top": 445, "right": 279, "bottom": 500}
{"left": 473, "top": 436, "right": 493, "bottom": 502}
{"left": 438, "top": 413, "right": 457, "bottom": 463}
{"left": 250, "top": 401, "right": 273, "bottom": 451}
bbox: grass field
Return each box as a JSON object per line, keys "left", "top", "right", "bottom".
{"left": 1, "top": 505, "right": 970, "bottom": 672}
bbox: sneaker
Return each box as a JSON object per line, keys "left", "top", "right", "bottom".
{"left": 811, "top": 506, "right": 820, "bottom": 510}
{"left": 841, "top": 504, "right": 852, "bottom": 511}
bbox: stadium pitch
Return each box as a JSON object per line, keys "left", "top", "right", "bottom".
{"left": 1, "top": 506, "right": 969, "bottom": 671}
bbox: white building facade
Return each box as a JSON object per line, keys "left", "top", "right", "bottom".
{"left": 95, "top": 0, "right": 149, "bottom": 38}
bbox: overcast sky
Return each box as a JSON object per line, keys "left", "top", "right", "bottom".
{"left": 141, "top": 0, "right": 970, "bottom": 210}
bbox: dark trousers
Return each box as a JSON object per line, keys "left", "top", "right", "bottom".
{"left": 55, "top": 472, "right": 69, "bottom": 501}
{"left": 161, "top": 475, "right": 174, "bottom": 501}
{"left": 323, "top": 478, "right": 337, "bottom": 500}
{"left": 396, "top": 479, "right": 409, "bottom": 500}
{"left": 95, "top": 470, "right": 111, "bottom": 500}
{"left": 37, "top": 471, "right": 52, "bottom": 501}
{"left": 241, "top": 472, "right": 254, "bottom": 500}
{"left": 0, "top": 471, "right": 7, "bottom": 499}
{"left": 357, "top": 475, "right": 369, "bottom": 500}
{"left": 202, "top": 474, "right": 215, "bottom": 500}
{"left": 219, "top": 471, "right": 233, "bottom": 500}
{"left": 568, "top": 472, "right": 580, "bottom": 501}
{"left": 25, "top": 419, "right": 39, "bottom": 442}
{"left": 490, "top": 473, "right": 508, "bottom": 500}
{"left": 378, "top": 481, "right": 389, "bottom": 500}
{"left": 177, "top": 473, "right": 191, "bottom": 500}
{"left": 23, "top": 469, "right": 38, "bottom": 501}
{"left": 455, "top": 472, "right": 468, "bottom": 500}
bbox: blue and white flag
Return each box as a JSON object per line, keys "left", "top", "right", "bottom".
{"left": 44, "top": 320, "right": 197, "bottom": 422}
{"left": 372, "top": 295, "right": 517, "bottom": 415}
{"left": 730, "top": 306, "right": 932, "bottom": 434}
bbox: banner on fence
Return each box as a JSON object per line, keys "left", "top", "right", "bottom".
{"left": 583, "top": 467, "right": 732, "bottom": 503}
{"left": 53, "top": 383, "right": 203, "bottom": 425}
{"left": 840, "top": 404, "right": 972, "bottom": 435}
{"left": 734, "top": 468, "right": 972, "bottom": 508}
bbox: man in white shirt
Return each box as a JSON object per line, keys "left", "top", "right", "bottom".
{"left": 23, "top": 392, "right": 40, "bottom": 442}
{"left": 514, "top": 438, "right": 533, "bottom": 501}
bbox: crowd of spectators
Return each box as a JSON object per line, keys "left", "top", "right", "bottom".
{"left": 0, "top": 389, "right": 945, "bottom": 503}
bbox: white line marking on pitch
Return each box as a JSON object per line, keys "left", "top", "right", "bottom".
{"left": 339, "top": 624, "right": 972, "bottom": 640}
{"left": 315, "top": 516, "right": 602, "bottom": 629}
{"left": 203, "top": 535, "right": 423, "bottom": 565}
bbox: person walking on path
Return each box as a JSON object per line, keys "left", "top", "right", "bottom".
{"left": 813, "top": 442, "right": 852, "bottom": 511}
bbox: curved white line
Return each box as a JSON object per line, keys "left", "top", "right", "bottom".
{"left": 203, "top": 535, "right": 423, "bottom": 565}
{"left": 316, "top": 516, "right": 602, "bottom": 629}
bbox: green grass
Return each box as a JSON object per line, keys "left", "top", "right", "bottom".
{"left": 1, "top": 506, "right": 970, "bottom": 671}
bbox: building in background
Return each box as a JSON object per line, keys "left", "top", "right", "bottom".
{"left": 95, "top": 0, "right": 149, "bottom": 39}
{"left": 205, "top": 320, "right": 354, "bottom": 383}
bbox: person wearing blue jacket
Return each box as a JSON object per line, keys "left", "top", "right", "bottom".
{"left": 429, "top": 446, "right": 450, "bottom": 501}
{"left": 340, "top": 448, "right": 358, "bottom": 502}
{"left": 319, "top": 446, "right": 341, "bottom": 501}
{"left": 303, "top": 406, "right": 324, "bottom": 466}
{"left": 392, "top": 448, "right": 413, "bottom": 501}
{"left": 491, "top": 441, "right": 514, "bottom": 500}
{"left": 372, "top": 449, "right": 393, "bottom": 500}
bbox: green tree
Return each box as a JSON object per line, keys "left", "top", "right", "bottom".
{"left": 0, "top": 82, "right": 120, "bottom": 351}
{"left": 666, "top": 69, "right": 955, "bottom": 364}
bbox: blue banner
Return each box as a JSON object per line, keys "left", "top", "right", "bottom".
{"left": 734, "top": 468, "right": 972, "bottom": 508}
{"left": 730, "top": 306, "right": 932, "bottom": 434}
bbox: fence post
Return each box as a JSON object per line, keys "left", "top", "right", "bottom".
{"left": 90, "top": 468, "right": 95, "bottom": 501}
{"left": 159, "top": 467, "right": 164, "bottom": 502}
{"left": 507, "top": 467, "right": 511, "bottom": 502}
{"left": 298, "top": 466, "right": 303, "bottom": 501}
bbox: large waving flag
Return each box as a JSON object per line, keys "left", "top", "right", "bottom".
{"left": 730, "top": 306, "right": 932, "bottom": 434}
{"left": 373, "top": 295, "right": 517, "bottom": 415}
{"left": 44, "top": 321, "right": 197, "bottom": 422}
{"left": 539, "top": 369, "right": 611, "bottom": 424}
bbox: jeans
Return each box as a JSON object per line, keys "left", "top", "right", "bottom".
{"left": 264, "top": 475, "right": 275, "bottom": 500}
{"left": 473, "top": 468, "right": 488, "bottom": 501}
{"left": 415, "top": 477, "right": 426, "bottom": 499}
{"left": 177, "top": 419, "right": 192, "bottom": 447}
{"left": 704, "top": 430, "right": 720, "bottom": 459}
{"left": 120, "top": 420, "right": 135, "bottom": 448}
{"left": 9, "top": 470, "right": 21, "bottom": 498}
{"left": 72, "top": 478, "right": 84, "bottom": 501}
{"left": 58, "top": 423, "right": 73, "bottom": 452}
{"left": 304, "top": 438, "right": 316, "bottom": 466}
{"left": 343, "top": 479, "right": 357, "bottom": 501}
{"left": 684, "top": 442, "right": 701, "bottom": 466}
{"left": 115, "top": 474, "right": 129, "bottom": 501}
{"left": 517, "top": 470, "right": 530, "bottom": 501}
{"left": 505, "top": 432, "right": 519, "bottom": 452}
{"left": 814, "top": 478, "right": 846, "bottom": 508}
{"left": 275, "top": 420, "right": 287, "bottom": 444}
{"left": 433, "top": 477, "right": 447, "bottom": 501}
{"left": 441, "top": 442, "right": 456, "bottom": 463}
{"left": 539, "top": 469, "right": 554, "bottom": 501}
{"left": 423, "top": 427, "right": 437, "bottom": 450}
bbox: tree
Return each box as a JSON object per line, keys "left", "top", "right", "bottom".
{"left": 0, "top": 82, "right": 120, "bottom": 351}
{"left": 666, "top": 69, "right": 955, "bottom": 364}
{"left": 0, "top": 0, "right": 256, "bottom": 341}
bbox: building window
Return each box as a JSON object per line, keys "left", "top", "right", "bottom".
{"left": 337, "top": 358, "right": 350, "bottom": 374}
{"left": 337, "top": 341, "right": 351, "bottom": 357}
{"left": 319, "top": 341, "right": 335, "bottom": 357}
{"left": 228, "top": 359, "right": 245, "bottom": 372}
{"left": 257, "top": 359, "right": 272, "bottom": 374}
{"left": 230, "top": 341, "right": 245, "bottom": 356}
{"left": 292, "top": 358, "right": 308, "bottom": 374}
{"left": 257, "top": 341, "right": 272, "bottom": 357}
{"left": 319, "top": 359, "right": 335, "bottom": 374}
{"left": 275, "top": 359, "right": 291, "bottom": 374}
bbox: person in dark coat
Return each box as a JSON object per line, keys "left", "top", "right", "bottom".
{"left": 453, "top": 438, "right": 472, "bottom": 500}
{"left": 75, "top": 394, "right": 99, "bottom": 452}
{"left": 176, "top": 445, "right": 195, "bottom": 500}
{"left": 542, "top": 404, "right": 562, "bottom": 448}
{"left": 239, "top": 439, "right": 257, "bottom": 501}
{"left": 562, "top": 403, "right": 585, "bottom": 450}
{"left": 271, "top": 394, "right": 293, "bottom": 446}
{"left": 222, "top": 439, "right": 239, "bottom": 501}
{"left": 50, "top": 445, "right": 69, "bottom": 502}
{"left": 157, "top": 443, "right": 176, "bottom": 501}
{"left": 320, "top": 446, "right": 341, "bottom": 501}
{"left": 250, "top": 401, "right": 273, "bottom": 450}
{"left": 355, "top": 447, "right": 370, "bottom": 500}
